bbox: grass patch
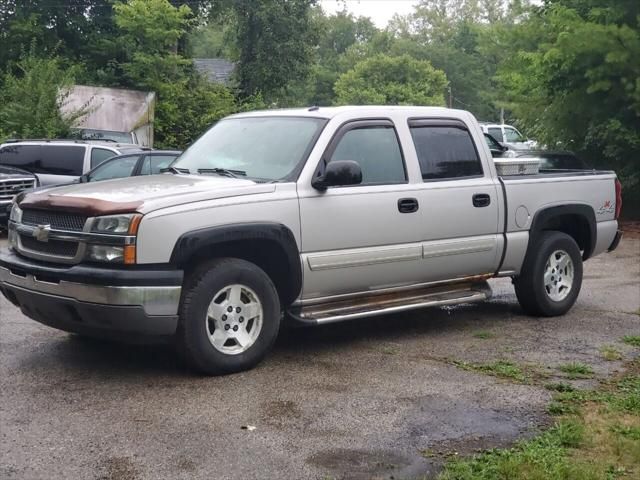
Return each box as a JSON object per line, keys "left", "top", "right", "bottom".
{"left": 437, "top": 419, "right": 591, "bottom": 480}
{"left": 453, "top": 360, "right": 526, "bottom": 383}
{"left": 452, "top": 359, "right": 550, "bottom": 384}
{"left": 600, "top": 345, "right": 623, "bottom": 361}
{"left": 547, "top": 401, "right": 580, "bottom": 416}
{"left": 545, "top": 382, "right": 576, "bottom": 392}
{"left": 622, "top": 335, "right": 640, "bottom": 348}
{"left": 558, "top": 362, "right": 594, "bottom": 379}
{"left": 610, "top": 424, "right": 640, "bottom": 441}
{"left": 472, "top": 331, "right": 495, "bottom": 339}
{"left": 437, "top": 360, "right": 640, "bottom": 480}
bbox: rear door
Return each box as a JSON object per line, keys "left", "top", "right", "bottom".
{"left": 407, "top": 119, "right": 502, "bottom": 280}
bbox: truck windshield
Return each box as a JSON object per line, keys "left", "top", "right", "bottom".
{"left": 173, "top": 117, "right": 326, "bottom": 181}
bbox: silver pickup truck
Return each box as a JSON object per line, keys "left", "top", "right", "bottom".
{"left": 0, "top": 107, "right": 623, "bottom": 375}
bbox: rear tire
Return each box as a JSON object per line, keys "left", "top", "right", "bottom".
{"left": 177, "top": 258, "right": 281, "bottom": 375}
{"left": 514, "top": 231, "right": 583, "bottom": 317}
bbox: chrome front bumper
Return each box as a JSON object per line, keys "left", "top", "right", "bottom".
{"left": 0, "top": 248, "right": 183, "bottom": 338}
{"left": 0, "top": 266, "right": 180, "bottom": 316}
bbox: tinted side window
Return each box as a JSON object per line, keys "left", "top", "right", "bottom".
{"left": 39, "top": 146, "right": 85, "bottom": 176}
{"left": 410, "top": 126, "right": 483, "bottom": 180}
{"left": 91, "top": 148, "right": 117, "bottom": 168}
{"left": 329, "top": 127, "right": 405, "bottom": 184}
{"left": 140, "top": 155, "right": 178, "bottom": 175}
{"left": 0, "top": 145, "right": 41, "bottom": 170}
{"left": 89, "top": 156, "right": 138, "bottom": 182}
{"left": 488, "top": 127, "right": 503, "bottom": 142}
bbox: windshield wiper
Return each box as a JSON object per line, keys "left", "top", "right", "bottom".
{"left": 161, "top": 166, "right": 190, "bottom": 174}
{"left": 197, "top": 168, "right": 246, "bottom": 178}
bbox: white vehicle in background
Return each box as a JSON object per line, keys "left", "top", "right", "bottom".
{"left": 480, "top": 123, "right": 537, "bottom": 150}
{"left": 0, "top": 140, "right": 148, "bottom": 186}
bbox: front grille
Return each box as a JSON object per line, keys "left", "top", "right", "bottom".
{"left": 0, "top": 178, "right": 36, "bottom": 201}
{"left": 19, "top": 234, "right": 79, "bottom": 258}
{"left": 22, "top": 209, "right": 87, "bottom": 231}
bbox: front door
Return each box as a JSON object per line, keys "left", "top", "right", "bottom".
{"left": 298, "top": 120, "right": 427, "bottom": 300}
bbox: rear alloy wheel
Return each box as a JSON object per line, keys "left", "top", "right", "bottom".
{"left": 543, "top": 250, "right": 575, "bottom": 302}
{"left": 178, "top": 258, "right": 280, "bottom": 375}
{"left": 514, "top": 231, "right": 583, "bottom": 317}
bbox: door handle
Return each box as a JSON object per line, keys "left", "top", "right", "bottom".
{"left": 472, "top": 193, "right": 491, "bottom": 208}
{"left": 398, "top": 198, "right": 419, "bottom": 213}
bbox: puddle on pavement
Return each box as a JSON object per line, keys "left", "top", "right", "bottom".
{"left": 307, "top": 448, "right": 410, "bottom": 480}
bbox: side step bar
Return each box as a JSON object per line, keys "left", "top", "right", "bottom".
{"left": 288, "top": 281, "right": 492, "bottom": 325}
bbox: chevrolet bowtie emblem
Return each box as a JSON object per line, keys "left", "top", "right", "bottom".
{"left": 32, "top": 224, "right": 51, "bottom": 242}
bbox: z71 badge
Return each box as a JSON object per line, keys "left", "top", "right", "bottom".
{"left": 597, "top": 200, "right": 615, "bottom": 215}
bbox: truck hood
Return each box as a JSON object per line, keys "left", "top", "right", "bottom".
{"left": 18, "top": 174, "right": 275, "bottom": 216}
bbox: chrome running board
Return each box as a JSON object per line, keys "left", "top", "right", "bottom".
{"left": 288, "top": 281, "right": 492, "bottom": 325}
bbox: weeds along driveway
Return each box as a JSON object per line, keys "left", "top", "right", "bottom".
{"left": 0, "top": 236, "right": 638, "bottom": 480}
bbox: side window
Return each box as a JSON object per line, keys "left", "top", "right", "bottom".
{"left": 0, "top": 145, "right": 41, "bottom": 170}
{"left": 504, "top": 128, "right": 524, "bottom": 142}
{"left": 39, "top": 145, "right": 85, "bottom": 176}
{"left": 88, "top": 156, "right": 138, "bottom": 182}
{"left": 140, "top": 155, "right": 178, "bottom": 175}
{"left": 410, "top": 126, "right": 483, "bottom": 180}
{"left": 91, "top": 148, "right": 117, "bottom": 169}
{"left": 488, "top": 127, "right": 503, "bottom": 142}
{"left": 329, "top": 126, "right": 406, "bottom": 184}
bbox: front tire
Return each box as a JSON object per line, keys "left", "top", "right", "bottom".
{"left": 514, "top": 231, "right": 583, "bottom": 317}
{"left": 177, "top": 258, "right": 281, "bottom": 375}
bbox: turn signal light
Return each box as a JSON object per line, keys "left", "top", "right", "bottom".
{"left": 124, "top": 245, "right": 137, "bottom": 265}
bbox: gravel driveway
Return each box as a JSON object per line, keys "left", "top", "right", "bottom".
{"left": 1, "top": 235, "right": 638, "bottom": 480}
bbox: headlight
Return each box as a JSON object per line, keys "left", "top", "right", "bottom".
{"left": 9, "top": 203, "right": 22, "bottom": 223}
{"left": 91, "top": 214, "right": 141, "bottom": 235}
{"left": 86, "top": 213, "right": 141, "bottom": 264}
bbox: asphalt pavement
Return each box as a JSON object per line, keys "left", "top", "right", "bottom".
{"left": 1, "top": 235, "right": 638, "bottom": 480}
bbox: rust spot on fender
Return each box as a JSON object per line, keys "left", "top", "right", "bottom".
{"left": 18, "top": 193, "right": 143, "bottom": 216}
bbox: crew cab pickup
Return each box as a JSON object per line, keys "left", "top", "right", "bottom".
{"left": 0, "top": 107, "right": 623, "bottom": 375}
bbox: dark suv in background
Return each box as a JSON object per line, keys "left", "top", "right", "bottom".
{"left": 0, "top": 165, "right": 37, "bottom": 229}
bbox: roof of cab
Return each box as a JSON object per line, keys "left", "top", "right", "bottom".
{"left": 0, "top": 139, "right": 144, "bottom": 149}
{"left": 228, "top": 105, "right": 467, "bottom": 120}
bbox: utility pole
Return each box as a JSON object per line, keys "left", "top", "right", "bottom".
{"left": 448, "top": 86, "right": 452, "bottom": 108}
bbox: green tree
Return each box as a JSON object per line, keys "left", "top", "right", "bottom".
{"left": 114, "top": 0, "right": 193, "bottom": 88}
{"left": 334, "top": 54, "right": 448, "bottom": 106}
{"left": 230, "top": 0, "right": 318, "bottom": 104}
{"left": 0, "top": 49, "right": 87, "bottom": 141}
{"left": 497, "top": 2, "right": 640, "bottom": 190}
{"left": 113, "top": 0, "right": 238, "bottom": 148}
{"left": 154, "top": 77, "right": 237, "bottom": 149}
{"left": 302, "top": 9, "right": 379, "bottom": 106}
{"left": 0, "top": 1, "right": 120, "bottom": 75}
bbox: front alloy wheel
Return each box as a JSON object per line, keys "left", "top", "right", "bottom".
{"left": 206, "top": 284, "right": 263, "bottom": 355}
{"left": 178, "top": 258, "right": 281, "bottom": 375}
